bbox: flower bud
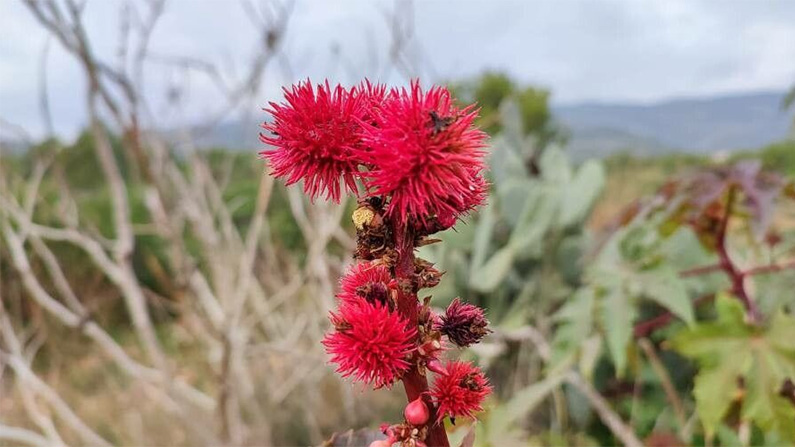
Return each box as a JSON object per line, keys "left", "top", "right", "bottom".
{"left": 426, "top": 358, "right": 447, "bottom": 376}
{"left": 404, "top": 397, "right": 430, "bottom": 426}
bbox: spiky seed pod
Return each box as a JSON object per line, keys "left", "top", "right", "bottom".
{"left": 430, "top": 361, "right": 492, "bottom": 422}
{"left": 323, "top": 301, "right": 416, "bottom": 389}
{"left": 437, "top": 298, "right": 491, "bottom": 347}
{"left": 358, "top": 80, "right": 488, "bottom": 223}
{"left": 337, "top": 262, "right": 397, "bottom": 309}
{"left": 261, "top": 80, "right": 368, "bottom": 202}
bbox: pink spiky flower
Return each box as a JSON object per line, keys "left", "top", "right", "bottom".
{"left": 260, "top": 80, "right": 366, "bottom": 202}
{"left": 354, "top": 80, "right": 388, "bottom": 124}
{"left": 430, "top": 361, "right": 492, "bottom": 422}
{"left": 337, "top": 262, "right": 397, "bottom": 309}
{"left": 323, "top": 301, "right": 416, "bottom": 389}
{"left": 358, "top": 80, "right": 488, "bottom": 223}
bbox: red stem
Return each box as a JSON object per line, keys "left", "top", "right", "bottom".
{"left": 743, "top": 259, "right": 795, "bottom": 277}
{"left": 679, "top": 263, "right": 723, "bottom": 277}
{"left": 633, "top": 293, "right": 714, "bottom": 338}
{"left": 634, "top": 187, "right": 774, "bottom": 335}
{"left": 716, "top": 187, "right": 761, "bottom": 323}
{"left": 393, "top": 221, "right": 450, "bottom": 447}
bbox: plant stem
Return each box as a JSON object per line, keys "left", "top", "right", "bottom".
{"left": 638, "top": 338, "right": 687, "bottom": 438}
{"left": 743, "top": 259, "right": 795, "bottom": 276}
{"left": 633, "top": 293, "right": 714, "bottom": 338}
{"left": 393, "top": 221, "right": 450, "bottom": 447}
{"left": 717, "top": 187, "right": 761, "bottom": 323}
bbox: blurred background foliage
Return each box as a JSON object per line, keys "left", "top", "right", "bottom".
{"left": 4, "top": 69, "right": 795, "bottom": 447}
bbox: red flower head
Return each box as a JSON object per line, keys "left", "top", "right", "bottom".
{"left": 337, "top": 262, "right": 397, "bottom": 309}
{"left": 323, "top": 301, "right": 416, "bottom": 388}
{"left": 430, "top": 361, "right": 492, "bottom": 422}
{"left": 354, "top": 80, "right": 388, "bottom": 124}
{"left": 260, "top": 80, "right": 366, "bottom": 202}
{"left": 437, "top": 298, "right": 491, "bottom": 348}
{"left": 358, "top": 80, "right": 488, "bottom": 223}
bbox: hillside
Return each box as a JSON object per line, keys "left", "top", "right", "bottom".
{"left": 554, "top": 90, "right": 794, "bottom": 158}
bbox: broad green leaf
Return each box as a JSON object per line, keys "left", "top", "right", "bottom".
{"left": 552, "top": 288, "right": 595, "bottom": 363}
{"left": 508, "top": 184, "right": 558, "bottom": 256}
{"left": 599, "top": 280, "right": 636, "bottom": 375}
{"left": 539, "top": 145, "right": 572, "bottom": 183}
{"left": 673, "top": 294, "right": 795, "bottom": 441}
{"left": 495, "top": 178, "right": 535, "bottom": 227}
{"left": 692, "top": 360, "right": 746, "bottom": 437}
{"left": 640, "top": 265, "right": 695, "bottom": 326}
{"left": 469, "top": 246, "right": 515, "bottom": 293}
{"left": 470, "top": 202, "right": 495, "bottom": 274}
{"left": 579, "top": 335, "right": 602, "bottom": 380}
{"left": 715, "top": 424, "right": 743, "bottom": 447}
{"left": 559, "top": 160, "right": 605, "bottom": 227}
{"left": 743, "top": 352, "right": 795, "bottom": 441}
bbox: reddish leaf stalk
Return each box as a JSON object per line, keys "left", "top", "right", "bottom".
{"left": 633, "top": 293, "right": 714, "bottom": 338}
{"left": 717, "top": 187, "right": 761, "bottom": 323}
{"left": 635, "top": 186, "right": 767, "bottom": 336}
{"left": 393, "top": 221, "right": 450, "bottom": 447}
{"left": 742, "top": 259, "right": 795, "bottom": 277}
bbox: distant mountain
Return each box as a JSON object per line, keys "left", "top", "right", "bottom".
{"left": 554, "top": 91, "right": 795, "bottom": 159}
{"left": 195, "top": 90, "right": 795, "bottom": 158}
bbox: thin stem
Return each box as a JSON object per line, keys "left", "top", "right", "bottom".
{"left": 679, "top": 263, "right": 722, "bottom": 278}
{"left": 638, "top": 338, "right": 687, "bottom": 438}
{"left": 633, "top": 294, "right": 714, "bottom": 338}
{"left": 716, "top": 187, "right": 761, "bottom": 323}
{"left": 742, "top": 259, "right": 795, "bottom": 277}
{"left": 392, "top": 220, "right": 450, "bottom": 447}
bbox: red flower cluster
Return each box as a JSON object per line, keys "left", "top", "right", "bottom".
{"left": 430, "top": 361, "right": 492, "bottom": 422}
{"left": 337, "top": 261, "right": 396, "bottom": 308}
{"left": 322, "top": 300, "right": 415, "bottom": 389}
{"left": 260, "top": 81, "right": 364, "bottom": 202}
{"left": 261, "top": 79, "right": 488, "bottom": 224}
{"left": 264, "top": 79, "right": 493, "bottom": 443}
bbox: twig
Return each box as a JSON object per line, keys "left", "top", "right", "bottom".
{"left": 498, "top": 325, "right": 644, "bottom": 447}
{"left": 638, "top": 338, "right": 687, "bottom": 438}
{"left": 565, "top": 373, "right": 644, "bottom": 447}
{"left": 0, "top": 425, "right": 50, "bottom": 447}
{"left": 633, "top": 293, "right": 714, "bottom": 338}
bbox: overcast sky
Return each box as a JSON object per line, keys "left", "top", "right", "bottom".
{"left": 2, "top": 0, "right": 795, "bottom": 140}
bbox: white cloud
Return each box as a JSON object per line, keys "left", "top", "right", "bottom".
{"left": 1, "top": 0, "right": 795, "bottom": 139}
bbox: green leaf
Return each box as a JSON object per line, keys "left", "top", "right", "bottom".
{"left": 640, "top": 265, "right": 695, "bottom": 326}
{"left": 469, "top": 246, "right": 515, "bottom": 293}
{"left": 470, "top": 201, "right": 495, "bottom": 274}
{"left": 552, "top": 288, "right": 596, "bottom": 362}
{"left": 579, "top": 335, "right": 602, "bottom": 380}
{"left": 559, "top": 159, "right": 605, "bottom": 227}
{"left": 539, "top": 145, "right": 572, "bottom": 183}
{"left": 672, "top": 294, "right": 795, "bottom": 441}
{"left": 693, "top": 360, "right": 746, "bottom": 437}
{"left": 495, "top": 178, "right": 535, "bottom": 227}
{"left": 743, "top": 352, "right": 795, "bottom": 441}
{"left": 599, "top": 281, "right": 636, "bottom": 375}
{"left": 508, "top": 184, "right": 558, "bottom": 256}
